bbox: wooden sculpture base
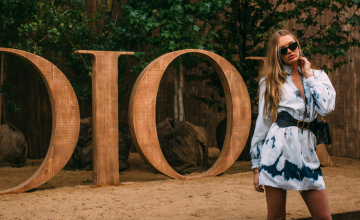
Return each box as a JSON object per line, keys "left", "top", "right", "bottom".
{"left": 316, "top": 144, "right": 337, "bottom": 167}
{"left": 75, "top": 181, "right": 133, "bottom": 189}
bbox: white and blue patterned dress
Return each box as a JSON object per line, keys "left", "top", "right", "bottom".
{"left": 250, "top": 65, "right": 336, "bottom": 191}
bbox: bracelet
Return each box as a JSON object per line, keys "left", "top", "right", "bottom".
{"left": 253, "top": 170, "right": 259, "bottom": 174}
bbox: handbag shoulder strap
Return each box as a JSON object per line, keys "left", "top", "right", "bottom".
{"left": 311, "top": 69, "right": 317, "bottom": 79}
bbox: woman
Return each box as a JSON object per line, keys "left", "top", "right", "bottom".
{"left": 250, "top": 29, "right": 335, "bottom": 220}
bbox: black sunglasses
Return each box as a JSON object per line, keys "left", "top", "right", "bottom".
{"left": 278, "top": 41, "right": 298, "bottom": 55}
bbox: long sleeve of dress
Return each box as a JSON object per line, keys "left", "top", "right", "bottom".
{"left": 250, "top": 77, "right": 272, "bottom": 169}
{"left": 304, "top": 70, "right": 336, "bottom": 116}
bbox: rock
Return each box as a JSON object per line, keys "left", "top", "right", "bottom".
{"left": 157, "top": 118, "right": 209, "bottom": 175}
{"left": 64, "top": 118, "right": 131, "bottom": 172}
{"left": 65, "top": 118, "right": 92, "bottom": 171}
{"left": 216, "top": 116, "right": 256, "bottom": 161}
{"left": 118, "top": 122, "right": 131, "bottom": 171}
{"left": 0, "top": 124, "right": 27, "bottom": 168}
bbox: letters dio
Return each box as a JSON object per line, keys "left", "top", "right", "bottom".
{"left": 0, "top": 48, "right": 251, "bottom": 194}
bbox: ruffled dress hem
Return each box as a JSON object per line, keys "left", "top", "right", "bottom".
{"left": 259, "top": 182, "right": 325, "bottom": 192}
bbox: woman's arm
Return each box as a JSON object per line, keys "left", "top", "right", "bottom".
{"left": 304, "top": 70, "right": 336, "bottom": 116}
{"left": 250, "top": 77, "right": 272, "bottom": 169}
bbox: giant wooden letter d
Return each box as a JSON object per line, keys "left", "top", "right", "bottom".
{"left": 0, "top": 48, "right": 80, "bottom": 194}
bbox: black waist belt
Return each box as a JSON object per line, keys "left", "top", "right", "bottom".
{"left": 276, "top": 111, "right": 317, "bottom": 132}
{"left": 275, "top": 111, "right": 332, "bottom": 145}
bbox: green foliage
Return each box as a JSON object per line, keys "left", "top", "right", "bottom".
{"left": 116, "top": 0, "right": 230, "bottom": 110}
{"left": 7, "top": 100, "right": 20, "bottom": 113}
{"left": 1, "top": 0, "right": 360, "bottom": 113}
{"left": 195, "top": 0, "right": 360, "bottom": 111}
{"left": 1, "top": 0, "right": 134, "bottom": 108}
{"left": 117, "top": 0, "right": 229, "bottom": 66}
{"left": 0, "top": 81, "right": 16, "bottom": 96}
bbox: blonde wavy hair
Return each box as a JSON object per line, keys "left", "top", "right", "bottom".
{"left": 262, "top": 29, "right": 302, "bottom": 122}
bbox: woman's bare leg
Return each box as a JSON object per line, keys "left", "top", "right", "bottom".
{"left": 300, "top": 189, "right": 332, "bottom": 220}
{"left": 265, "top": 185, "right": 287, "bottom": 220}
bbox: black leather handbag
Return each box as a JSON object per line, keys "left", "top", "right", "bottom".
{"left": 311, "top": 69, "right": 332, "bottom": 145}
{"left": 313, "top": 116, "right": 332, "bottom": 145}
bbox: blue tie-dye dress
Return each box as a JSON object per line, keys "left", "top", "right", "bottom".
{"left": 250, "top": 65, "right": 336, "bottom": 191}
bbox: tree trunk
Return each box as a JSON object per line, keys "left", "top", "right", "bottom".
{"left": 0, "top": 54, "right": 2, "bottom": 124}
{"left": 0, "top": 22, "right": 5, "bottom": 125}
{"left": 0, "top": 52, "right": 4, "bottom": 125}
{"left": 178, "top": 57, "right": 185, "bottom": 122}
{"left": 173, "top": 65, "right": 179, "bottom": 121}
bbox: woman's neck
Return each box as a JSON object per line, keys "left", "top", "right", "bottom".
{"left": 288, "top": 61, "right": 299, "bottom": 69}
{"left": 289, "top": 62, "right": 300, "bottom": 75}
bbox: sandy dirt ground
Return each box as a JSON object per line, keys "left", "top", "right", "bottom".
{"left": 0, "top": 148, "right": 359, "bottom": 220}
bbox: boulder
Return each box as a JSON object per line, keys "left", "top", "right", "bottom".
{"left": 0, "top": 124, "right": 27, "bottom": 167}
{"left": 157, "top": 118, "right": 209, "bottom": 175}
{"left": 64, "top": 118, "right": 131, "bottom": 171}
{"left": 64, "top": 118, "right": 92, "bottom": 171}
{"left": 118, "top": 122, "right": 132, "bottom": 171}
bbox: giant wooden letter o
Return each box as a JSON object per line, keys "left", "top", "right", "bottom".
{"left": 129, "top": 49, "right": 251, "bottom": 179}
{"left": 0, "top": 48, "right": 80, "bottom": 194}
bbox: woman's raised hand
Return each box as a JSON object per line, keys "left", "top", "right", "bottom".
{"left": 298, "top": 56, "right": 312, "bottom": 79}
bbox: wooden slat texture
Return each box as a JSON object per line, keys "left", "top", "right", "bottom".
{"left": 0, "top": 48, "right": 80, "bottom": 195}
{"left": 0, "top": 52, "right": 4, "bottom": 123}
{"left": 314, "top": 7, "right": 359, "bottom": 158}
{"left": 85, "top": 0, "right": 101, "bottom": 17}
{"left": 129, "top": 49, "right": 251, "bottom": 180}
{"left": 4, "top": 54, "right": 52, "bottom": 159}
{"left": 75, "top": 50, "right": 133, "bottom": 186}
